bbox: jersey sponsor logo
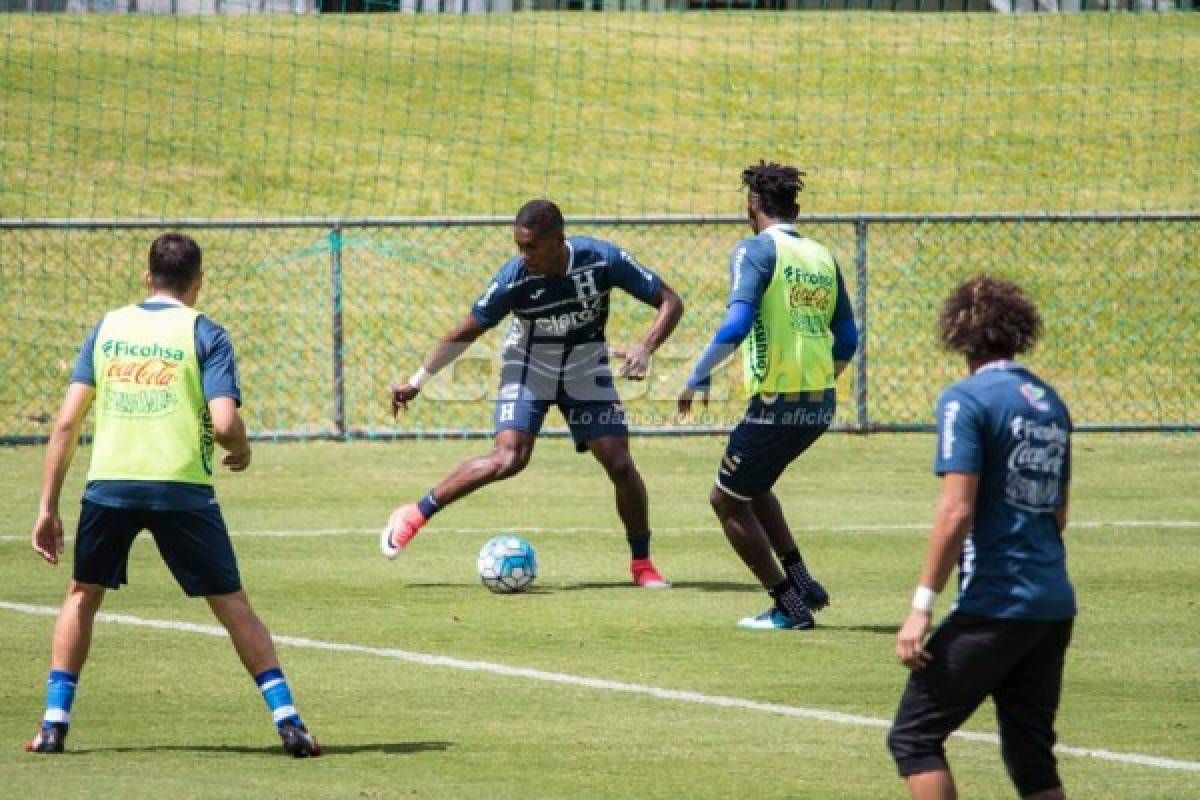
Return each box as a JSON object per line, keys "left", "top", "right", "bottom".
{"left": 941, "top": 400, "right": 960, "bottom": 460}
{"left": 782, "top": 265, "right": 833, "bottom": 289}
{"left": 530, "top": 288, "right": 546, "bottom": 300}
{"left": 571, "top": 270, "right": 600, "bottom": 300}
{"left": 1005, "top": 414, "right": 1067, "bottom": 511}
{"left": 730, "top": 247, "right": 746, "bottom": 292}
{"left": 104, "top": 357, "right": 181, "bottom": 387}
{"left": 102, "top": 388, "right": 178, "bottom": 416}
{"left": 749, "top": 317, "right": 768, "bottom": 380}
{"left": 499, "top": 402, "right": 516, "bottom": 422}
{"left": 200, "top": 409, "right": 215, "bottom": 476}
{"left": 534, "top": 297, "right": 604, "bottom": 336}
{"left": 1019, "top": 382, "right": 1051, "bottom": 412}
{"left": 101, "top": 338, "right": 185, "bottom": 362}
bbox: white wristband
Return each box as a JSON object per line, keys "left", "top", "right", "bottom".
{"left": 912, "top": 586, "right": 937, "bottom": 612}
{"left": 409, "top": 366, "right": 432, "bottom": 389}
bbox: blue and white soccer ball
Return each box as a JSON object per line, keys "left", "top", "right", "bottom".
{"left": 476, "top": 535, "right": 537, "bottom": 594}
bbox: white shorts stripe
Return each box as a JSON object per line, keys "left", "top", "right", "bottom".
{"left": 43, "top": 709, "right": 71, "bottom": 723}
{"left": 714, "top": 476, "right": 752, "bottom": 502}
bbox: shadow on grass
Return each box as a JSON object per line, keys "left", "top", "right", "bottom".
{"left": 398, "top": 580, "right": 760, "bottom": 593}
{"left": 72, "top": 741, "right": 454, "bottom": 756}
{"left": 556, "top": 580, "right": 759, "bottom": 593}
{"left": 820, "top": 623, "right": 901, "bottom": 636}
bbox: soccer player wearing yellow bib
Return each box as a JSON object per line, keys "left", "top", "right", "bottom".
{"left": 679, "top": 163, "right": 858, "bottom": 630}
{"left": 25, "top": 234, "right": 318, "bottom": 758}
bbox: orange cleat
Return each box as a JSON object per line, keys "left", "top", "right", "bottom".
{"left": 379, "top": 503, "right": 428, "bottom": 560}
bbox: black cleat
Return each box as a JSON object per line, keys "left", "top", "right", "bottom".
{"left": 25, "top": 724, "right": 67, "bottom": 754}
{"left": 279, "top": 721, "right": 321, "bottom": 758}
{"left": 786, "top": 564, "right": 830, "bottom": 612}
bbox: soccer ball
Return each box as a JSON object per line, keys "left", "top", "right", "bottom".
{"left": 476, "top": 535, "right": 537, "bottom": 594}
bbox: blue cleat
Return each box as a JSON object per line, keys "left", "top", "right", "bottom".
{"left": 736, "top": 606, "right": 815, "bottom": 631}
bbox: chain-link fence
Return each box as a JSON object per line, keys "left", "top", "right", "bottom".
{"left": 1, "top": 213, "right": 1195, "bottom": 443}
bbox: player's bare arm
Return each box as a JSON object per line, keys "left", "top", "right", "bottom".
{"left": 210, "top": 396, "right": 252, "bottom": 472}
{"left": 896, "top": 472, "right": 978, "bottom": 671}
{"left": 392, "top": 312, "right": 489, "bottom": 415}
{"left": 31, "top": 383, "right": 94, "bottom": 565}
{"left": 618, "top": 281, "right": 683, "bottom": 380}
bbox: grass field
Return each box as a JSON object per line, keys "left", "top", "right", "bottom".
{"left": 1, "top": 434, "right": 1197, "bottom": 798}
{"left": 2, "top": 14, "right": 1197, "bottom": 219}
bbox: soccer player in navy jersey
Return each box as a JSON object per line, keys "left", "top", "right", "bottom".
{"left": 888, "top": 276, "right": 1075, "bottom": 800}
{"left": 383, "top": 199, "right": 684, "bottom": 588}
{"left": 679, "top": 163, "right": 858, "bottom": 630}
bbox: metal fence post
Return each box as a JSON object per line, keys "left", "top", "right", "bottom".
{"left": 854, "top": 218, "right": 869, "bottom": 432}
{"left": 329, "top": 224, "right": 346, "bottom": 439}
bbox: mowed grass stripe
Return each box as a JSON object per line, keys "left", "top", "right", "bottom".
{"left": 3, "top": 600, "right": 1197, "bottom": 774}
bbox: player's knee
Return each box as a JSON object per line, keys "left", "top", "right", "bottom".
{"left": 883, "top": 724, "right": 945, "bottom": 777}
{"left": 886, "top": 725, "right": 948, "bottom": 777}
{"left": 492, "top": 447, "right": 530, "bottom": 480}
{"left": 709, "top": 485, "right": 741, "bottom": 517}
{"left": 66, "top": 580, "right": 106, "bottom": 613}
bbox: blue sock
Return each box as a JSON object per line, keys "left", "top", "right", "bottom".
{"left": 254, "top": 668, "right": 303, "bottom": 730}
{"left": 43, "top": 669, "right": 78, "bottom": 731}
{"left": 417, "top": 489, "right": 440, "bottom": 520}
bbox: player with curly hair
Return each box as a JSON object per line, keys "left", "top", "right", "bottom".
{"left": 888, "top": 275, "right": 1075, "bottom": 800}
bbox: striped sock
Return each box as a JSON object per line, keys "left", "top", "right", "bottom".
{"left": 43, "top": 669, "right": 78, "bottom": 731}
{"left": 254, "top": 667, "right": 303, "bottom": 730}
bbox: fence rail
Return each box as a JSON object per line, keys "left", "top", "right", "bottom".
{"left": 2, "top": 212, "right": 1196, "bottom": 444}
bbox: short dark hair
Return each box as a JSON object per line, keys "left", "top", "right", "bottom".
{"left": 741, "top": 161, "right": 806, "bottom": 219}
{"left": 148, "top": 233, "right": 202, "bottom": 293}
{"left": 514, "top": 199, "right": 564, "bottom": 236}
{"left": 938, "top": 275, "right": 1043, "bottom": 361}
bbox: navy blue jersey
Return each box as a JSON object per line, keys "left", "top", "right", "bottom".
{"left": 727, "top": 225, "right": 854, "bottom": 325}
{"left": 935, "top": 362, "right": 1076, "bottom": 621}
{"left": 70, "top": 300, "right": 241, "bottom": 511}
{"left": 472, "top": 236, "right": 662, "bottom": 381}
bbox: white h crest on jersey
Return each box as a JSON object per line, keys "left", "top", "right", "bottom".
{"left": 571, "top": 270, "right": 600, "bottom": 299}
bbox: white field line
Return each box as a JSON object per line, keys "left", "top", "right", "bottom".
{"left": 2, "top": 519, "right": 1198, "bottom": 542}
{"left": 1, "top": 600, "right": 1197, "bottom": 773}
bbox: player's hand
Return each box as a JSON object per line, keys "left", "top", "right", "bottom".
{"left": 31, "top": 510, "right": 64, "bottom": 565}
{"left": 896, "top": 609, "right": 933, "bottom": 671}
{"left": 677, "top": 383, "right": 709, "bottom": 415}
{"left": 613, "top": 345, "right": 652, "bottom": 381}
{"left": 223, "top": 446, "right": 252, "bottom": 472}
{"left": 391, "top": 382, "right": 421, "bottom": 416}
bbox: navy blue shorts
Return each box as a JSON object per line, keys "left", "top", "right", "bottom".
{"left": 715, "top": 391, "right": 835, "bottom": 500}
{"left": 73, "top": 500, "right": 243, "bottom": 597}
{"left": 493, "top": 366, "right": 628, "bottom": 453}
{"left": 887, "top": 613, "right": 1073, "bottom": 797}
